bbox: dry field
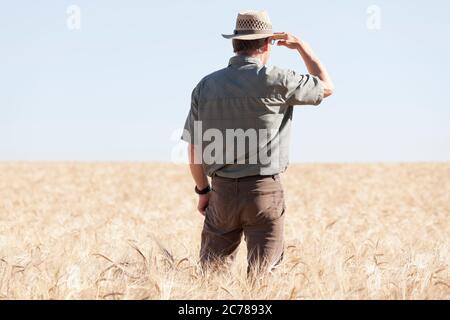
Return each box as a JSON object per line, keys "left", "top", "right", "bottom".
{"left": 0, "top": 162, "right": 449, "bottom": 300}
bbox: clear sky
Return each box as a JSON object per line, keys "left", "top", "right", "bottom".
{"left": 1, "top": 0, "right": 449, "bottom": 162}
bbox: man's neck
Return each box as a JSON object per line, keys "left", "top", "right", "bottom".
{"left": 236, "top": 52, "right": 265, "bottom": 64}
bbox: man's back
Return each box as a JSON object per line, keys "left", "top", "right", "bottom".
{"left": 183, "top": 55, "right": 324, "bottom": 178}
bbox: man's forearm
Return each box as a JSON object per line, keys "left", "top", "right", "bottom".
{"left": 189, "top": 163, "right": 209, "bottom": 189}
{"left": 188, "top": 144, "right": 209, "bottom": 189}
{"left": 296, "top": 41, "right": 334, "bottom": 97}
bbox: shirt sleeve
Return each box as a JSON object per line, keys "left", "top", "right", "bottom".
{"left": 284, "top": 70, "right": 324, "bottom": 106}
{"left": 181, "top": 84, "right": 201, "bottom": 144}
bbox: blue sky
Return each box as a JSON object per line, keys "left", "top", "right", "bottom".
{"left": 1, "top": 0, "right": 449, "bottom": 161}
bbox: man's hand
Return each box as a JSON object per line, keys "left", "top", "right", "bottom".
{"left": 272, "top": 32, "right": 301, "bottom": 50}
{"left": 197, "top": 194, "right": 210, "bottom": 216}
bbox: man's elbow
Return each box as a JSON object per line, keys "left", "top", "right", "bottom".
{"left": 188, "top": 143, "right": 202, "bottom": 164}
{"left": 188, "top": 143, "right": 195, "bottom": 164}
{"left": 323, "top": 82, "right": 334, "bottom": 98}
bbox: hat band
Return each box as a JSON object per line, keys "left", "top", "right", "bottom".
{"left": 233, "top": 29, "right": 273, "bottom": 35}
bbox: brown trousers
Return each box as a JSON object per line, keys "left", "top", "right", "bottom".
{"left": 200, "top": 174, "right": 285, "bottom": 272}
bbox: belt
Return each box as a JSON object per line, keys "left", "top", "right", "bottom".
{"left": 212, "top": 173, "right": 279, "bottom": 182}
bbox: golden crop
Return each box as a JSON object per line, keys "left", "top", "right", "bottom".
{"left": 0, "top": 162, "right": 448, "bottom": 299}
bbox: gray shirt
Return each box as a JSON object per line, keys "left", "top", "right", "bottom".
{"left": 182, "top": 55, "right": 324, "bottom": 178}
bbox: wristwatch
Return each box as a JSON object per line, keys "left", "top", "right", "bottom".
{"left": 195, "top": 185, "right": 211, "bottom": 195}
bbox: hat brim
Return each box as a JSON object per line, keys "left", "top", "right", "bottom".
{"left": 221, "top": 32, "right": 275, "bottom": 40}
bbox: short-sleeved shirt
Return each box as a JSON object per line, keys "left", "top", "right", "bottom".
{"left": 181, "top": 55, "right": 324, "bottom": 178}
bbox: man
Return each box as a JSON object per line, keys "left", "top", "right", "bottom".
{"left": 181, "top": 11, "right": 334, "bottom": 273}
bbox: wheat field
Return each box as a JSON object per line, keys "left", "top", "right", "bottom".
{"left": 0, "top": 162, "right": 449, "bottom": 300}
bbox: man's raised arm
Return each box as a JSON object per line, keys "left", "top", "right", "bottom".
{"left": 273, "top": 32, "right": 334, "bottom": 97}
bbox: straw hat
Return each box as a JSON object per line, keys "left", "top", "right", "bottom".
{"left": 222, "top": 10, "right": 277, "bottom": 40}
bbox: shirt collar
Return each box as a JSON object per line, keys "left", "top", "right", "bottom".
{"left": 228, "top": 55, "right": 264, "bottom": 67}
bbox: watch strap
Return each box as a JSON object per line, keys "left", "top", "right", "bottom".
{"left": 195, "top": 185, "right": 211, "bottom": 195}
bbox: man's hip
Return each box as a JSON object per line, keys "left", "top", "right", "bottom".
{"left": 206, "top": 173, "right": 285, "bottom": 235}
{"left": 201, "top": 173, "right": 285, "bottom": 269}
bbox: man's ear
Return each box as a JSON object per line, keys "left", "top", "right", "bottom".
{"left": 264, "top": 39, "right": 270, "bottom": 52}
